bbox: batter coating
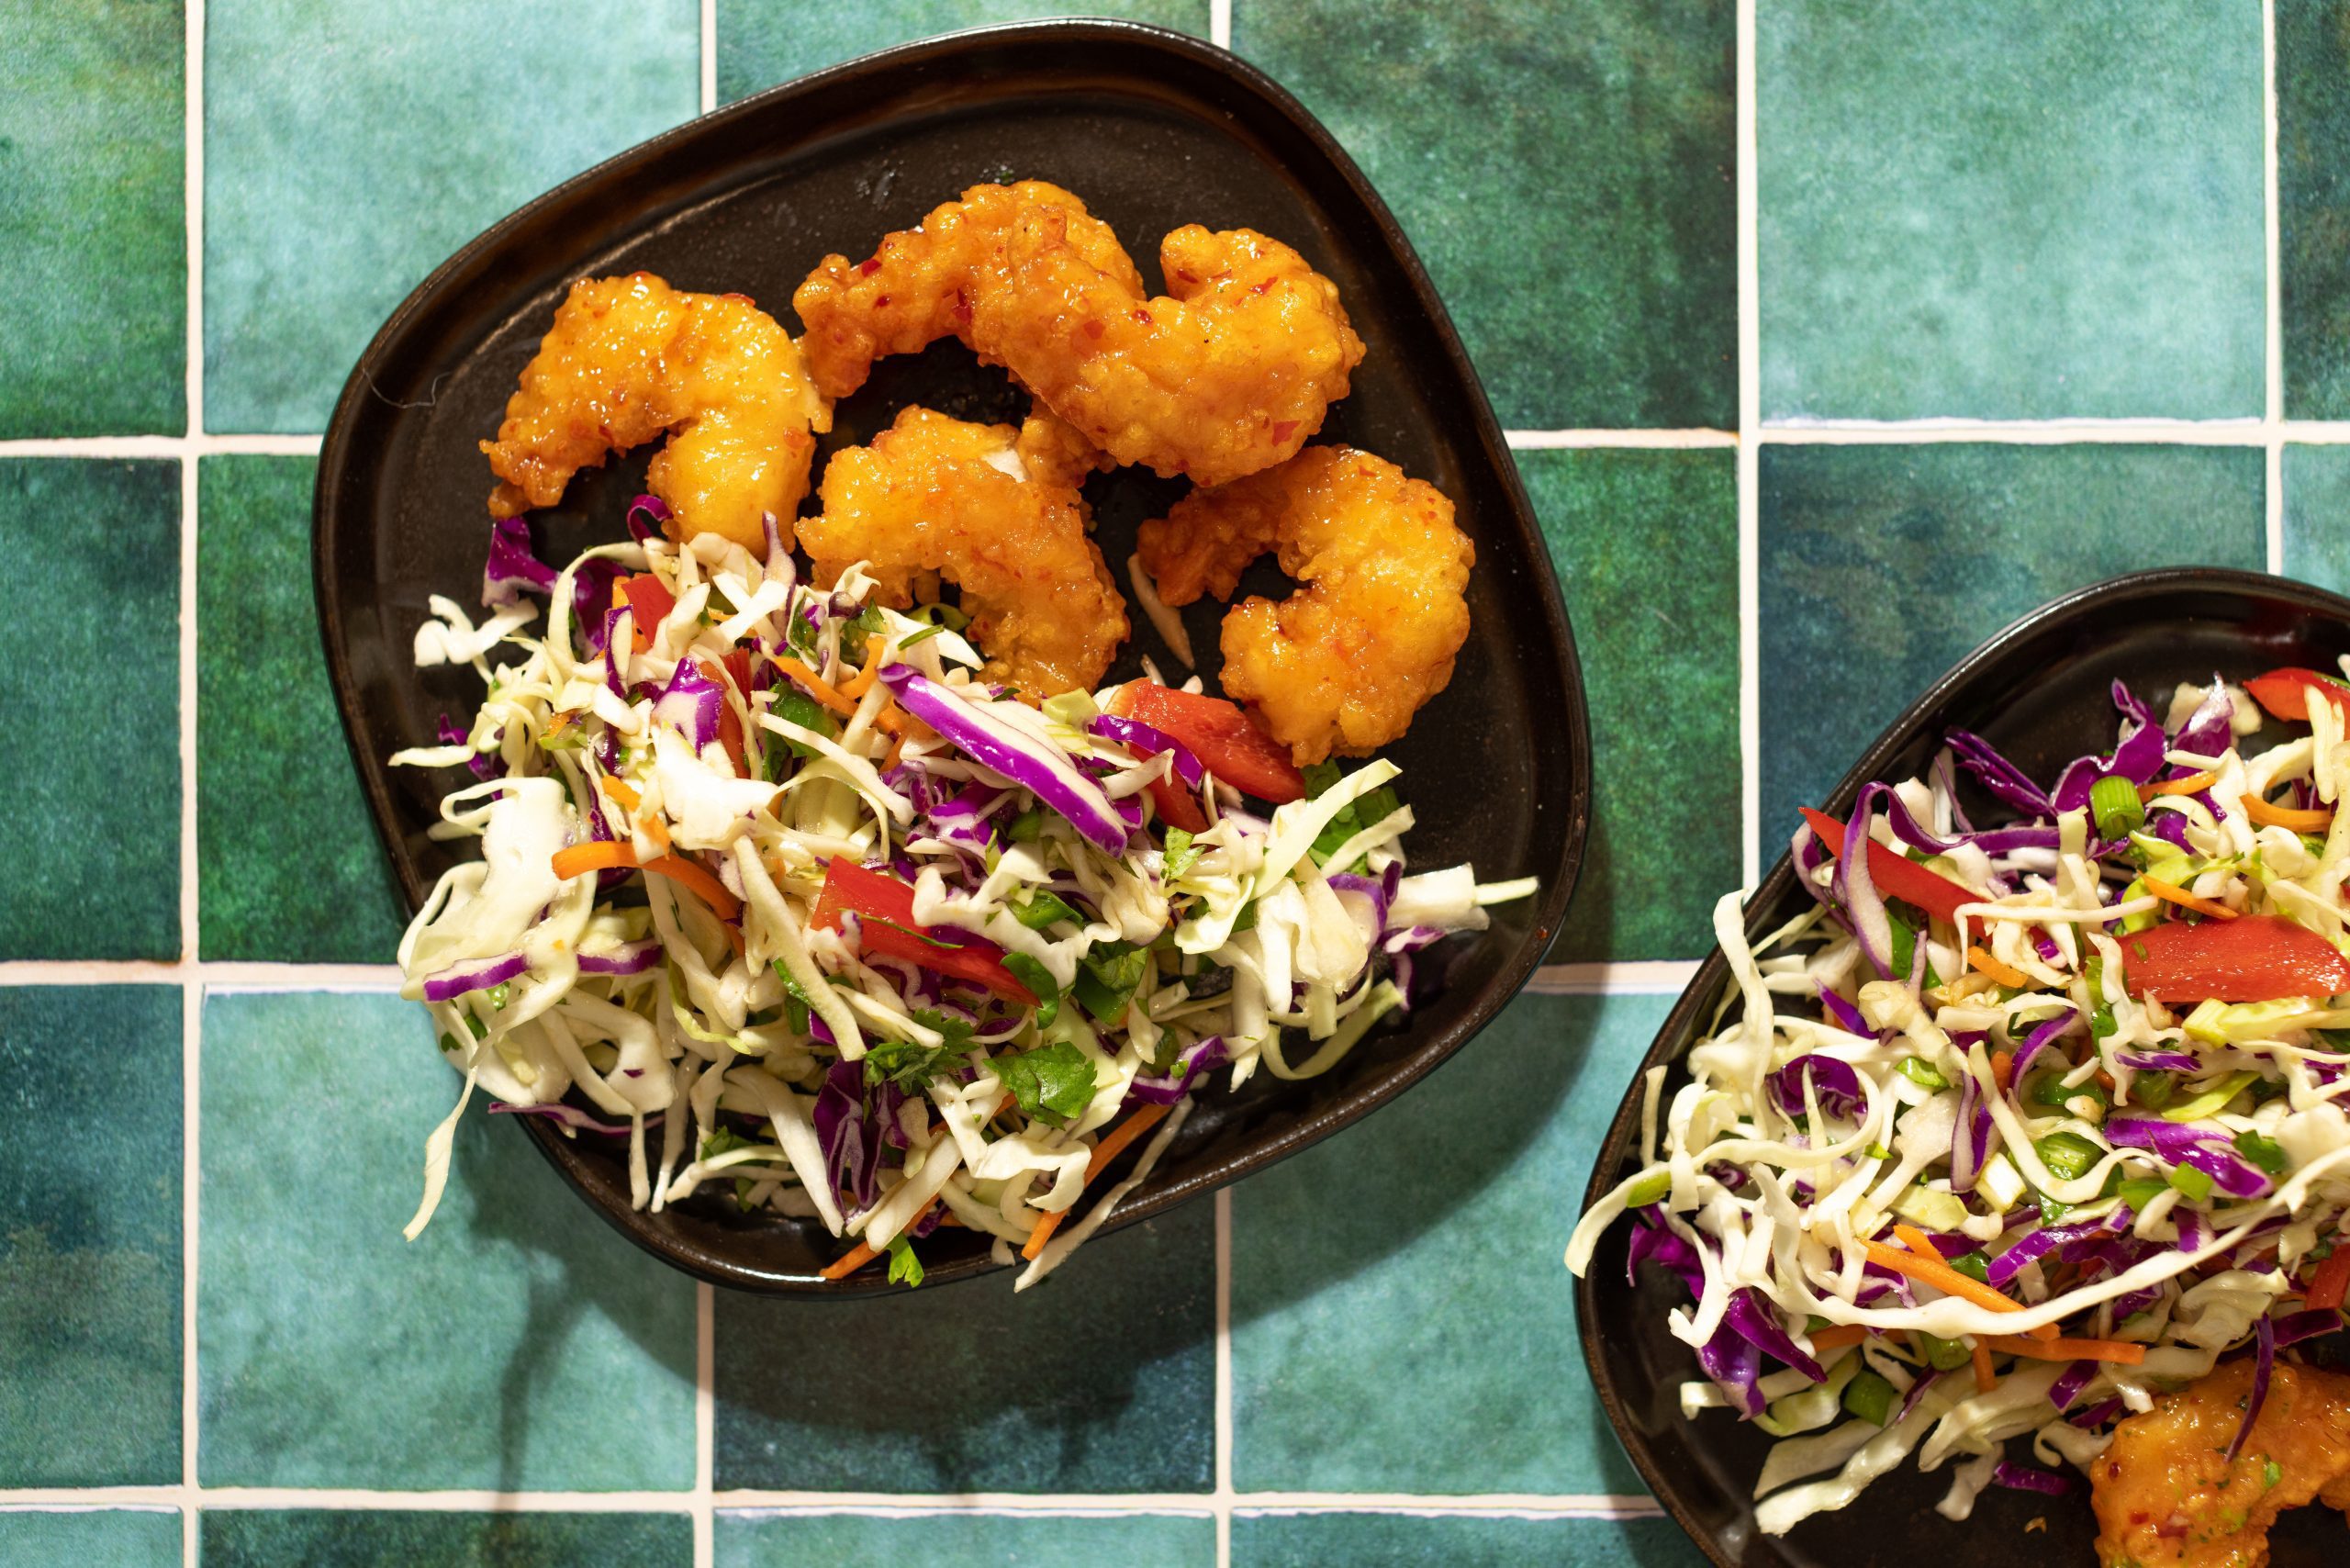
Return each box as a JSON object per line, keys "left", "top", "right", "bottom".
{"left": 483, "top": 273, "right": 833, "bottom": 551}
{"left": 793, "top": 182, "right": 1363, "bottom": 487}
{"left": 1137, "top": 446, "right": 1472, "bottom": 765}
{"left": 2090, "top": 1357, "right": 2350, "bottom": 1568}
{"left": 800, "top": 406, "right": 1128, "bottom": 695}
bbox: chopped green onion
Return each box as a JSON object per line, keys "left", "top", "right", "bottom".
{"left": 2168, "top": 1162, "right": 2216, "bottom": 1202}
{"left": 1897, "top": 1058, "right": 1950, "bottom": 1091}
{"left": 2117, "top": 1177, "right": 2170, "bottom": 1213}
{"left": 1625, "top": 1168, "right": 1671, "bottom": 1207}
{"left": 1914, "top": 1330, "right": 1974, "bottom": 1372}
{"left": 2089, "top": 775, "right": 2146, "bottom": 843}
{"left": 2036, "top": 1129, "right": 2106, "bottom": 1182}
{"left": 1842, "top": 1369, "right": 1897, "bottom": 1426}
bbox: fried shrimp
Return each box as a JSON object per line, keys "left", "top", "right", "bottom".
{"left": 793, "top": 182, "right": 1364, "bottom": 487}
{"left": 2091, "top": 1357, "right": 2350, "bottom": 1568}
{"left": 800, "top": 406, "right": 1128, "bottom": 695}
{"left": 483, "top": 273, "right": 833, "bottom": 552}
{"left": 1136, "top": 446, "right": 1472, "bottom": 766}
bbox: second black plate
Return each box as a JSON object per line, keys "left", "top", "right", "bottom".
{"left": 316, "top": 21, "right": 1590, "bottom": 1293}
{"left": 1577, "top": 567, "right": 2350, "bottom": 1567}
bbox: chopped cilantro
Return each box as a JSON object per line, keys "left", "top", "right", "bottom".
{"left": 1008, "top": 808, "right": 1044, "bottom": 844}
{"left": 992, "top": 1040, "right": 1099, "bottom": 1126}
{"left": 1013, "top": 889, "right": 1082, "bottom": 931}
{"left": 885, "top": 1232, "right": 925, "bottom": 1287}
{"left": 1070, "top": 941, "right": 1151, "bottom": 1025}
{"left": 2232, "top": 1129, "right": 2288, "bottom": 1176}
{"left": 1160, "top": 826, "right": 1201, "bottom": 880}
{"left": 1001, "top": 953, "right": 1060, "bottom": 1029}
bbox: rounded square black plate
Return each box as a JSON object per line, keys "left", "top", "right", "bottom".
{"left": 1576, "top": 567, "right": 2350, "bottom": 1565}
{"left": 315, "top": 20, "right": 1590, "bottom": 1294}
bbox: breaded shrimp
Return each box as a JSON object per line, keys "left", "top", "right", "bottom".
{"left": 800, "top": 406, "right": 1128, "bottom": 696}
{"left": 793, "top": 183, "right": 1364, "bottom": 487}
{"left": 2091, "top": 1356, "right": 2350, "bottom": 1568}
{"left": 483, "top": 273, "right": 833, "bottom": 552}
{"left": 1136, "top": 447, "right": 1472, "bottom": 766}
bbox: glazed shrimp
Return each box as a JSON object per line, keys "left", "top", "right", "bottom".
{"left": 1137, "top": 446, "right": 1472, "bottom": 765}
{"left": 483, "top": 273, "right": 833, "bottom": 552}
{"left": 800, "top": 406, "right": 1128, "bottom": 696}
{"left": 793, "top": 183, "right": 1364, "bottom": 487}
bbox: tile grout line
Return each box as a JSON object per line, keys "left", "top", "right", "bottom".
{"left": 0, "top": 1484, "right": 1658, "bottom": 1515}
{"left": 2265, "top": 0, "right": 2287, "bottom": 576}
{"left": 1211, "top": 0, "right": 1231, "bottom": 51}
{"left": 699, "top": 0, "right": 717, "bottom": 115}
{"left": 694, "top": 1282, "right": 714, "bottom": 1568}
{"left": 1735, "top": 0, "right": 1761, "bottom": 889}
{"left": 1214, "top": 1186, "right": 1234, "bottom": 1568}
{"left": 1505, "top": 429, "right": 1736, "bottom": 448}
{"left": 182, "top": 0, "right": 207, "bottom": 1556}
{"left": 0, "top": 960, "right": 404, "bottom": 988}
{"left": 0, "top": 434, "right": 321, "bottom": 457}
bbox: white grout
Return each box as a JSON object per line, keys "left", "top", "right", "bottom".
{"left": 0, "top": 433, "right": 320, "bottom": 458}
{"left": 1736, "top": 0, "right": 1761, "bottom": 890}
{"left": 0, "top": 960, "right": 404, "bottom": 989}
{"left": 1214, "top": 1186, "right": 1234, "bottom": 1568}
{"left": 1524, "top": 961, "right": 1701, "bottom": 996}
{"left": 1757, "top": 417, "right": 2266, "bottom": 443}
{"left": 181, "top": 3, "right": 207, "bottom": 1559}
{"left": 2266, "top": 0, "right": 2288, "bottom": 576}
{"left": 1505, "top": 428, "right": 1737, "bottom": 448}
{"left": 0, "top": 1484, "right": 1654, "bottom": 1515}
{"left": 694, "top": 1282, "right": 714, "bottom": 1568}
{"left": 1212, "top": 0, "right": 1232, "bottom": 51}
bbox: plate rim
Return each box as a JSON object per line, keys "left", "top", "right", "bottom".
{"left": 1572, "top": 563, "right": 2350, "bottom": 1563}
{"left": 310, "top": 17, "right": 1595, "bottom": 1295}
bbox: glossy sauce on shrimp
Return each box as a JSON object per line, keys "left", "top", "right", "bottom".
{"left": 1137, "top": 446, "right": 1472, "bottom": 765}
{"left": 793, "top": 182, "right": 1363, "bottom": 487}
{"left": 2091, "top": 1357, "right": 2350, "bottom": 1568}
{"left": 799, "top": 406, "right": 1128, "bottom": 695}
{"left": 483, "top": 273, "right": 832, "bottom": 551}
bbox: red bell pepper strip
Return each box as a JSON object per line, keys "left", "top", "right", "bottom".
{"left": 2118, "top": 913, "right": 2350, "bottom": 1002}
{"left": 694, "top": 656, "right": 749, "bottom": 778}
{"left": 1144, "top": 772, "right": 1208, "bottom": 834}
{"left": 613, "top": 573, "right": 677, "bottom": 655}
{"left": 1798, "top": 807, "right": 1980, "bottom": 928}
{"left": 810, "top": 858, "right": 1036, "bottom": 1004}
{"left": 2307, "top": 1240, "right": 2350, "bottom": 1313}
{"left": 1110, "top": 682, "right": 1305, "bottom": 805}
{"left": 2244, "top": 666, "right": 2350, "bottom": 725}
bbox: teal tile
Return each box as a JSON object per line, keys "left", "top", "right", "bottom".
{"left": 0, "top": 987, "right": 182, "bottom": 1486}
{"left": 1232, "top": 1512, "right": 1704, "bottom": 1568}
{"left": 714, "top": 1204, "right": 1214, "bottom": 1493}
{"left": 197, "top": 457, "right": 404, "bottom": 960}
{"left": 0, "top": 1509, "right": 179, "bottom": 1567}
{"left": 718, "top": 2, "right": 1210, "bottom": 102}
{"left": 200, "top": 1509, "right": 688, "bottom": 1567}
{"left": 1236, "top": 0, "right": 1735, "bottom": 430}
{"left": 0, "top": 0, "right": 185, "bottom": 437}
{"left": 197, "top": 991, "right": 696, "bottom": 1490}
{"left": 1757, "top": 443, "right": 2266, "bottom": 850}
{"left": 203, "top": 0, "right": 697, "bottom": 432}
{"left": 0, "top": 461, "right": 180, "bottom": 959}
{"left": 2284, "top": 443, "right": 2350, "bottom": 595}
{"left": 1524, "top": 449, "right": 1739, "bottom": 961}
{"left": 1760, "top": 1, "right": 2263, "bottom": 420}
{"left": 1228, "top": 991, "right": 1670, "bottom": 1494}
{"left": 2280, "top": 1, "right": 2350, "bottom": 418}
{"left": 715, "top": 1510, "right": 1214, "bottom": 1568}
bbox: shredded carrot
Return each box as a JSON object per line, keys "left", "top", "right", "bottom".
{"left": 640, "top": 813, "right": 671, "bottom": 853}
{"left": 1808, "top": 1324, "right": 1870, "bottom": 1351}
{"left": 1991, "top": 1049, "right": 2016, "bottom": 1093}
{"left": 2141, "top": 875, "right": 2239, "bottom": 921}
{"left": 552, "top": 841, "right": 636, "bottom": 879}
{"left": 550, "top": 841, "right": 742, "bottom": 920}
{"left": 1864, "top": 1236, "right": 2059, "bottom": 1339}
{"left": 884, "top": 734, "right": 905, "bottom": 772}
{"left": 1966, "top": 945, "right": 2032, "bottom": 989}
{"left": 642, "top": 854, "right": 741, "bottom": 920}
{"left": 2142, "top": 769, "right": 2219, "bottom": 802}
{"left": 1971, "top": 1336, "right": 1998, "bottom": 1394}
{"left": 818, "top": 1240, "right": 878, "bottom": 1280}
{"left": 1019, "top": 1103, "right": 1177, "bottom": 1262}
{"left": 599, "top": 776, "right": 640, "bottom": 812}
{"left": 1985, "top": 1334, "right": 2147, "bottom": 1366}
{"left": 2242, "top": 792, "right": 2334, "bottom": 832}
{"left": 840, "top": 648, "right": 885, "bottom": 703}
{"left": 767, "top": 654, "right": 859, "bottom": 719}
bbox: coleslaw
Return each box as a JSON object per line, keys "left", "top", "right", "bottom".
{"left": 1569, "top": 668, "right": 2350, "bottom": 1530}
{"left": 392, "top": 504, "right": 1533, "bottom": 1287}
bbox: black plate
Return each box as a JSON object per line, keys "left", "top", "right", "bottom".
{"left": 315, "top": 20, "right": 1590, "bottom": 1294}
{"left": 1577, "top": 567, "right": 2350, "bottom": 1566}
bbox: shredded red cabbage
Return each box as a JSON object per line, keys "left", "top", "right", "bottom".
{"left": 879, "top": 665, "right": 1129, "bottom": 854}
{"left": 2221, "top": 1314, "right": 2276, "bottom": 1463}
{"left": 1992, "top": 1459, "right": 2076, "bottom": 1495}
{"left": 421, "top": 951, "right": 528, "bottom": 1002}
{"left": 2105, "top": 1114, "right": 2275, "bottom": 1199}
{"left": 1089, "top": 713, "right": 1206, "bottom": 788}
{"left": 1767, "top": 1054, "right": 1864, "bottom": 1121}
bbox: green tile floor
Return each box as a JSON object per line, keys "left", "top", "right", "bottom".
{"left": 5, "top": 2, "right": 2348, "bottom": 1563}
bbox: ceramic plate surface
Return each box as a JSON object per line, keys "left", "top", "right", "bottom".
{"left": 317, "top": 20, "right": 1590, "bottom": 1293}
{"left": 1577, "top": 567, "right": 2350, "bottom": 1565}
